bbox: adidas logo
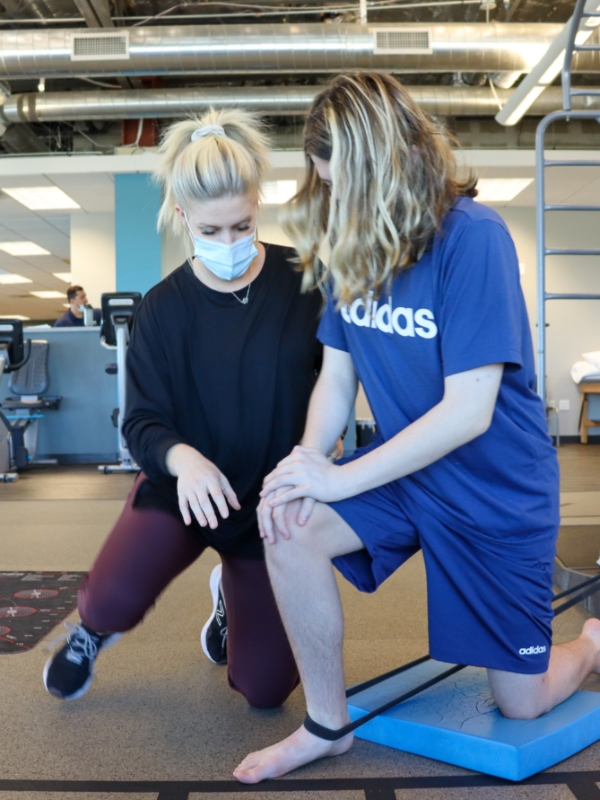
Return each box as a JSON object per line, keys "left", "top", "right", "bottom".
{"left": 518, "top": 645, "right": 547, "bottom": 655}
{"left": 341, "top": 297, "right": 438, "bottom": 339}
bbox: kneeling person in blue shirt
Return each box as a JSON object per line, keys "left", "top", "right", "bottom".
{"left": 233, "top": 71, "right": 600, "bottom": 784}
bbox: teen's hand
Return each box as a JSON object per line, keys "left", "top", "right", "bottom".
{"left": 165, "top": 443, "right": 240, "bottom": 529}
{"left": 330, "top": 437, "right": 345, "bottom": 461}
{"left": 258, "top": 486, "right": 288, "bottom": 544}
{"left": 261, "top": 446, "right": 346, "bottom": 508}
{"left": 258, "top": 489, "right": 316, "bottom": 543}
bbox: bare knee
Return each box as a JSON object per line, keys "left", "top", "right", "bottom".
{"left": 495, "top": 697, "right": 542, "bottom": 721}
{"left": 265, "top": 501, "right": 362, "bottom": 581}
{"left": 489, "top": 670, "right": 548, "bottom": 720}
{"left": 265, "top": 502, "right": 328, "bottom": 564}
{"left": 282, "top": 500, "right": 328, "bottom": 540}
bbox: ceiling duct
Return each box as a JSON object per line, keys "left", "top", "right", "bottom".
{"left": 3, "top": 85, "right": 598, "bottom": 123}
{"left": 0, "top": 23, "right": 599, "bottom": 79}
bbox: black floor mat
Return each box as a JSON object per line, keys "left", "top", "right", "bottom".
{"left": 0, "top": 572, "right": 84, "bottom": 654}
{"left": 556, "top": 525, "right": 600, "bottom": 570}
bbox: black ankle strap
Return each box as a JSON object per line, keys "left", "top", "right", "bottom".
{"left": 303, "top": 714, "right": 350, "bottom": 741}
{"left": 303, "top": 663, "right": 467, "bottom": 742}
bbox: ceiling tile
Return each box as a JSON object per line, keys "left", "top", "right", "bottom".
{"left": 49, "top": 173, "right": 114, "bottom": 190}
{"left": 0, "top": 196, "right": 37, "bottom": 217}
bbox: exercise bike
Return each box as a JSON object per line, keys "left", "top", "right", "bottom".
{"left": 98, "top": 292, "right": 142, "bottom": 475}
{"left": 0, "top": 320, "right": 31, "bottom": 481}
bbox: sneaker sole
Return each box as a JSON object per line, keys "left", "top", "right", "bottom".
{"left": 200, "top": 564, "right": 226, "bottom": 665}
{"left": 42, "top": 632, "right": 122, "bottom": 701}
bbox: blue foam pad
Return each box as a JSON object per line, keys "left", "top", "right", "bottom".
{"left": 347, "top": 660, "right": 600, "bottom": 781}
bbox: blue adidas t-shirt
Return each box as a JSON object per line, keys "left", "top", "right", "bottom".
{"left": 318, "top": 196, "right": 559, "bottom": 540}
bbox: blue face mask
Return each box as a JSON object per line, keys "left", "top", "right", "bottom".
{"left": 185, "top": 214, "right": 258, "bottom": 282}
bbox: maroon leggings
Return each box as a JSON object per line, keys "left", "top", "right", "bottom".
{"left": 78, "top": 481, "right": 299, "bottom": 708}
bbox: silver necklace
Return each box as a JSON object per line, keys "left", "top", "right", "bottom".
{"left": 230, "top": 261, "right": 254, "bottom": 305}
{"left": 231, "top": 281, "right": 251, "bottom": 305}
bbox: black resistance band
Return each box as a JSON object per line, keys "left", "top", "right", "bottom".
{"left": 304, "top": 571, "right": 600, "bottom": 741}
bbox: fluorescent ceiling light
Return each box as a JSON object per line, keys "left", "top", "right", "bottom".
{"left": 0, "top": 273, "right": 33, "bottom": 284}
{"left": 262, "top": 180, "right": 297, "bottom": 205}
{"left": 2, "top": 186, "right": 80, "bottom": 210}
{"left": 53, "top": 272, "right": 73, "bottom": 283}
{"left": 0, "top": 241, "right": 50, "bottom": 256}
{"left": 0, "top": 314, "right": 30, "bottom": 320}
{"left": 476, "top": 178, "right": 534, "bottom": 203}
{"left": 30, "top": 290, "right": 66, "bottom": 299}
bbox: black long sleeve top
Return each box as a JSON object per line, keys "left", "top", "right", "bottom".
{"left": 122, "top": 243, "right": 322, "bottom": 557}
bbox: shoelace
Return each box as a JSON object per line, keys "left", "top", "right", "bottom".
{"left": 47, "top": 622, "right": 100, "bottom": 666}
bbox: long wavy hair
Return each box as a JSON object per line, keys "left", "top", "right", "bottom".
{"left": 281, "top": 72, "right": 478, "bottom": 303}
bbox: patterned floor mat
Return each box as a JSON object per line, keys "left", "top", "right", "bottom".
{"left": 0, "top": 572, "right": 84, "bottom": 653}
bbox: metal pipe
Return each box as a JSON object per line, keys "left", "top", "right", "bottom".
{"left": 1, "top": 22, "right": 600, "bottom": 80}
{"left": 490, "top": 70, "right": 522, "bottom": 88}
{"left": 563, "top": 0, "right": 587, "bottom": 111}
{"left": 534, "top": 108, "right": 600, "bottom": 406}
{"left": 3, "top": 84, "right": 600, "bottom": 123}
{"left": 535, "top": 111, "right": 551, "bottom": 405}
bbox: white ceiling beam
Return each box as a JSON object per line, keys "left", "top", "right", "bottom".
{"left": 3, "top": 150, "right": 600, "bottom": 177}
{"left": 496, "top": 0, "right": 600, "bottom": 125}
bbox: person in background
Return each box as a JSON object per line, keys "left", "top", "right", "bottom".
{"left": 53, "top": 286, "right": 101, "bottom": 327}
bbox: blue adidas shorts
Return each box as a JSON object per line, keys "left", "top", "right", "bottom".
{"left": 330, "top": 447, "right": 557, "bottom": 675}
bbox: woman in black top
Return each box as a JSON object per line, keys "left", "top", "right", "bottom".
{"left": 43, "top": 110, "right": 323, "bottom": 706}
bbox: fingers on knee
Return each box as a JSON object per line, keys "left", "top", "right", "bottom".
{"left": 281, "top": 500, "right": 307, "bottom": 534}
{"left": 265, "top": 513, "right": 315, "bottom": 559}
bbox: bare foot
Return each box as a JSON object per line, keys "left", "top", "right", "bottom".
{"left": 233, "top": 724, "right": 353, "bottom": 784}
{"left": 582, "top": 618, "right": 600, "bottom": 672}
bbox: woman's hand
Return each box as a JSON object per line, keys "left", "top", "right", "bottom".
{"left": 165, "top": 443, "right": 240, "bottom": 529}
{"left": 261, "top": 445, "right": 347, "bottom": 509}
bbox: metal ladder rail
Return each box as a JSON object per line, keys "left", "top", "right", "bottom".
{"left": 563, "top": 0, "right": 600, "bottom": 113}
{"left": 535, "top": 0, "right": 600, "bottom": 407}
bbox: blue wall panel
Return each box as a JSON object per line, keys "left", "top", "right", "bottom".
{"left": 115, "top": 173, "right": 161, "bottom": 296}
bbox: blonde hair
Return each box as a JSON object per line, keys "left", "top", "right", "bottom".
{"left": 155, "top": 108, "right": 271, "bottom": 236}
{"left": 282, "top": 72, "right": 478, "bottom": 303}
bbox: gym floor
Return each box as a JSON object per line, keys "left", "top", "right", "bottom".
{"left": 1, "top": 446, "right": 600, "bottom": 800}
